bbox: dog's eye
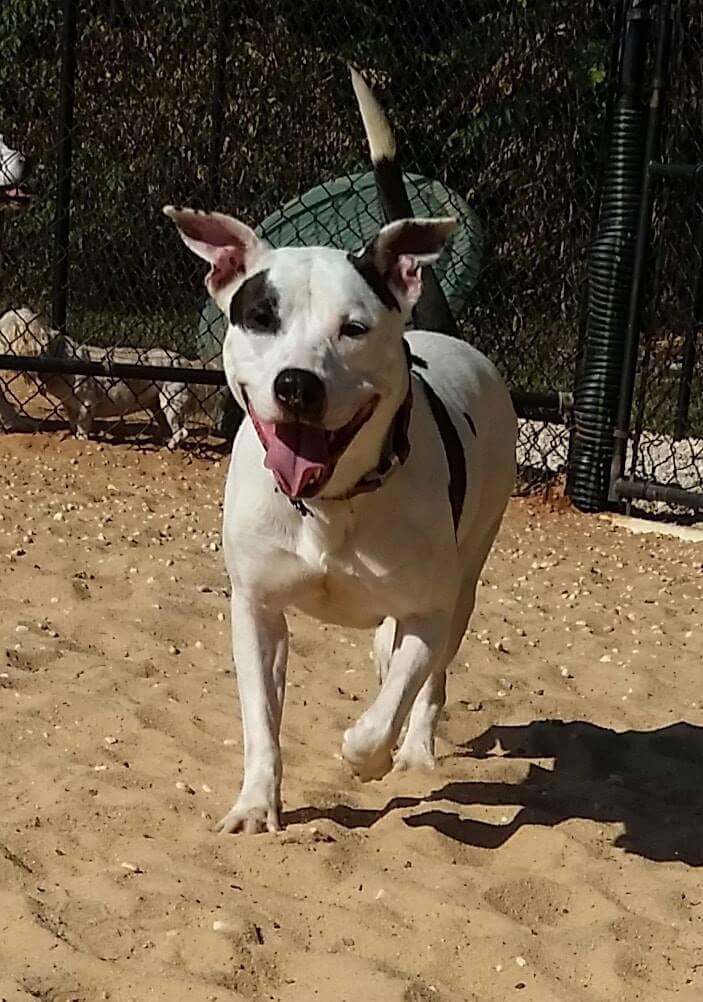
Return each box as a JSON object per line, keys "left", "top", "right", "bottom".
{"left": 340, "top": 321, "right": 369, "bottom": 339}
{"left": 247, "top": 307, "right": 276, "bottom": 333}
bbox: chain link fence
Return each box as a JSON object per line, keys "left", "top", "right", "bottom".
{"left": 2, "top": 0, "right": 619, "bottom": 478}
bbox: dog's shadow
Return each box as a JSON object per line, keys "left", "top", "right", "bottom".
{"left": 285, "top": 720, "right": 703, "bottom": 866}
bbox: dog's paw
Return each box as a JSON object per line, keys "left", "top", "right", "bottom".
{"left": 216, "top": 799, "right": 281, "bottom": 836}
{"left": 342, "top": 724, "right": 393, "bottom": 782}
{"left": 167, "top": 427, "right": 189, "bottom": 450}
{"left": 393, "top": 744, "right": 436, "bottom": 773}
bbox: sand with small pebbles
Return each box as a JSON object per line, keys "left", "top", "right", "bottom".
{"left": 1, "top": 433, "right": 702, "bottom": 1002}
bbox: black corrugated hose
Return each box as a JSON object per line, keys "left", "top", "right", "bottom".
{"left": 567, "top": 6, "right": 650, "bottom": 512}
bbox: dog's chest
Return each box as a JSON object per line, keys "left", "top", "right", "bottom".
{"left": 297, "top": 512, "right": 373, "bottom": 585}
{"left": 292, "top": 512, "right": 392, "bottom": 628}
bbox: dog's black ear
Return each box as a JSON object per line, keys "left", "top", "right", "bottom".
{"left": 364, "top": 218, "right": 457, "bottom": 308}
{"left": 163, "top": 206, "right": 267, "bottom": 309}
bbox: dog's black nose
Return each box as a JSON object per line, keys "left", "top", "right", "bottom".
{"left": 274, "top": 368, "right": 326, "bottom": 420}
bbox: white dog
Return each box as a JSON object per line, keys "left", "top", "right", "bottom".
{"left": 0, "top": 307, "right": 210, "bottom": 446}
{"left": 164, "top": 69, "right": 517, "bottom": 834}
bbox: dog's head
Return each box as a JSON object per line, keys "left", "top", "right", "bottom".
{"left": 0, "top": 134, "right": 32, "bottom": 210}
{"left": 165, "top": 206, "right": 456, "bottom": 499}
{"left": 0, "top": 307, "right": 53, "bottom": 356}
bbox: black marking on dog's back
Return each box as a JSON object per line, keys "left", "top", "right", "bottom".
{"left": 416, "top": 373, "right": 467, "bottom": 536}
{"left": 229, "top": 270, "right": 280, "bottom": 333}
{"left": 463, "top": 411, "right": 477, "bottom": 437}
{"left": 408, "top": 350, "right": 475, "bottom": 435}
{"left": 348, "top": 248, "right": 399, "bottom": 312}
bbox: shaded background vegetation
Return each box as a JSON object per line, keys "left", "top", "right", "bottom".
{"left": 1, "top": 0, "right": 617, "bottom": 392}
{"left": 2, "top": 0, "right": 702, "bottom": 451}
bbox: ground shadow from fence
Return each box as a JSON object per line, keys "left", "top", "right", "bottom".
{"left": 10, "top": 421, "right": 232, "bottom": 460}
{"left": 285, "top": 719, "right": 703, "bottom": 866}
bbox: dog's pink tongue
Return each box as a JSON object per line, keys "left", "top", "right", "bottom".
{"left": 262, "top": 421, "right": 329, "bottom": 498}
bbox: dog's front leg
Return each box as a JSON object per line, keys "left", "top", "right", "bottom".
{"left": 74, "top": 402, "right": 93, "bottom": 440}
{"left": 217, "top": 595, "right": 288, "bottom": 835}
{"left": 342, "top": 613, "right": 448, "bottom": 782}
{"left": 0, "top": 389, "right": 34, "bottom": 431}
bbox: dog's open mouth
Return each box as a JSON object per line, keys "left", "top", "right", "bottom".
{"left": 246, "top": 393, "right": 379, "bottom": 499}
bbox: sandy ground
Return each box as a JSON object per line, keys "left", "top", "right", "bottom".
{"left": 1, "top": 433, "right": 702, "bottom": 1002}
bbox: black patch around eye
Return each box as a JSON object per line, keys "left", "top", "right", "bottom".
{"left": 229, "top": 269, "right": 281, "bottom": 334}
{"left": 247, "top": 305, "right": 276, "bottom": 332}
{"left": 463, "top": 410, "right": 477, "bottom": 437}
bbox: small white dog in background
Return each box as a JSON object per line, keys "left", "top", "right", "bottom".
{"left": 163, "top": 68, "right": 517, "bottom": 834}
{"left": 0, "top": 307, "right": 213, "bottom": 446}
{"left": 1, "top": 137, "right": 217, "bottom": 441}
{"left": 0, "top": 133, "right": 31, "bottom": 210}
{"left": 1, "top": 133, "right": 36, "bottom": 430}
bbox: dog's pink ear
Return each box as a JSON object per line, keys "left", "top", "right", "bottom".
{"left": 163, "top": 206, "right": 263, "bottom": 302}
{"left": 369, "top": 217, "right": 457, "bottom": 308}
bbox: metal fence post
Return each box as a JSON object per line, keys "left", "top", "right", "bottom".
{"left": 51, "top": 0, "right": 78, "bottom": 335}
{"left": 204, "top": 0, "right": 244, "bottom": 440}
{"left": 208, "top": 0, "right": 229, "bottom": 207}
{"left": 609, "top": 0, "right": 673, "bottom": 500}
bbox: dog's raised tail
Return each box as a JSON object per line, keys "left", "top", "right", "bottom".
{"left": 350, "top": 66, "right": 415, "bottom": 227}
{"left": 350, "top": 66, "right": 396, "bottom": 167}
{"left": 349, "top": 67, "right": 459, "bottom": 337}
